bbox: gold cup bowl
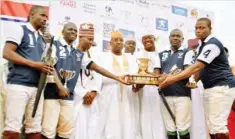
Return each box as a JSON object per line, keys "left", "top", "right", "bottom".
{"left": 59, "top": 70, "right": 76, "bottom": 88}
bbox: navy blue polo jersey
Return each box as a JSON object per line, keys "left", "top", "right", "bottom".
{"left": 7, "top": 25, "right": 45, "bottom": 87}
{"left": 44, "top": 40, "right": 88, "bottom": 100}
{"left": 159, "top": 48, "right": 191, "bottom": 97}
{"left": 197, "top": 37, "right": 235, "bottom": 89}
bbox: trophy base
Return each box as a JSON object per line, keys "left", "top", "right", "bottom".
{"left": 126, "top": 74, "right": 159, "bottom": 85}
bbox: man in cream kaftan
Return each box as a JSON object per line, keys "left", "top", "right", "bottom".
{"left": 136, "top": 34, "right": 166, "bottom": 139}
{"left": 96, "top": 31, "right": 141, "bottom": 139}
{"left": 184, "top": 48, "right": 209, "bottom": 139}
{"left": 71, "top": 23, "right": 102, "bottom": 139}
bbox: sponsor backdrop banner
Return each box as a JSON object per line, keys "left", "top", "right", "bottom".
{"left": 50, "top": 0, "right": 215, "bottom": 52}
{"left": 1, "top": 0, "right": 214, "bottom": 55}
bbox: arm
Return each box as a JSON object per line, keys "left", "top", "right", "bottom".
{"left": 172, "top": 61, "right": 205, "bottom": 82}
{"left": 154, "top": 68, "right": 161, "bottom": 75}
{"left": 3, "top": 43, "right": 36, "bottom": 68}
{"left": 3, "top": 24, "right": 35, "bottom": 67}
{"left": 3, "top": 24, "right": 51, "bottom": 73}
{"left": 53, "top": 70, "right": 69, "bottom": 97}
{"left": 89, "top": 62, "right": 120, "bottom": 83}
{"left": 194, "top": 72, "right": 201, "bottom": 82}
{"left": 232, "top": 66, "right": 235, "bottom": 76}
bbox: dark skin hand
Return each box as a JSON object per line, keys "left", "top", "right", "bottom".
{"left": 132, "top": 69, "right": 160, "bottom": 92}
{"left": 83, "top": 91, "right": 97, "bottom": 105}
{"left": 52, "top": 69, "right": 70, "bottom": 98}
{"left": 3, "top": 43, "right": 53, "bottom": 74}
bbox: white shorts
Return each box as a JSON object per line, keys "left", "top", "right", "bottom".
{"left": 4, "top": 84, "right": 43, "bottom": 133}
{"left": 42, "top": 99, "right": 74, "bottom": 138}
{"left": 203, "top": 86, "right": 235, "bottom": 134}
{"left": 161, "top": 96, "right": 192, "bottom": 132}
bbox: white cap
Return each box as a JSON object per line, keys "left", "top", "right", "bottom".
{"left": 125, "top": 34, "right": 136, "bottom": 42}
{"left": 139, "top": 28, "right": 156, "bottom": 40}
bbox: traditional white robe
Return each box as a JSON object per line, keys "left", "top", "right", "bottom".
{"left": 185, "top": 50, "right": 209, "bottom": 139}
{"left": 71, "top": 46, "right": 102, "bottom": 139}
{"left": 135, "top": 50, "right": 166, "bottom": 139}
{"left": 96, "top": 52, "right": 141, "bottom": 139}
{"left": 190, "top": 81, "right": 209, "bottom": 139}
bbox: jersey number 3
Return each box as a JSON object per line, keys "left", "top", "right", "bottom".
{"left": 203, "top": 50, "right": 211, "bottom": 58}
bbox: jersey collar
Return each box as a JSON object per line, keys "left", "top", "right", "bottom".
{"left": 166, "top": 46, "right": 184, "bottom": 54}
{"left": 60, "top": 37, "right": 73, "bottom": 48}
{"left": 26, "top": 22, "right": 43, "bottom": 35}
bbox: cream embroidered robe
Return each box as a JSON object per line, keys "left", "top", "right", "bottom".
{"left": 135, "top": 50, "right": 166, "bottom": 139}
{"left": 72, "top": 46, "right": 102, "bottom": 139}
{"left": 96, "top": 52, "right": 141, "bottom": 139}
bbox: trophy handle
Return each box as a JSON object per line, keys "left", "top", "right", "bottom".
{"left": 136, "top": 59, "right": 140, "bottom": 65}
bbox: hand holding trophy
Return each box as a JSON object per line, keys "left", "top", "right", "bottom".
{"left": 186, "top": 75, "right": 197, "bottom": 88}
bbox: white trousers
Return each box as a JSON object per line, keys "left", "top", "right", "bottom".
{"left": 161, "top": 96, "right": 191, "bottom": 132}
{"left": 190, "top": 83, "right": 209, "bottom": 139}
{"left": 140, "top": 86, "right": 166, "bottom": 139}
{"left": 42, "top": 99, "right": 74, "bottom": 138}
{"left": 4, "top": 84, "right": 43, "bottom": 133}
{"left": 203, "top": 86, "right": 235, "bottom": 134}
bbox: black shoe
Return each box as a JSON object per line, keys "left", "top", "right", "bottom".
{"left": 167, "top": 135, "right": 177, "bottom": 139}
{"left": 55, "top": 135, "right": 68, "bottom": 139}
{"left": 41, "top": 134, "right": 49, "bottom": 139}
{"left": 180, "top": 133, "right": 190, "bottom": 139}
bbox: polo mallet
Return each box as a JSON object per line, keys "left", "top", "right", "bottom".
{"left": 158, "top": 67, "right": 181, "bottom": 139}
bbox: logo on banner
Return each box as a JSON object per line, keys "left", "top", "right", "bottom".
{"left": 190, "top": 9, "right": 198, "bottom": 18}
{"left": 121, "top": 11, "right": 131, "bottom": 24}
{"left": 100, "top": 5, "right": 118, "bottom": 21}
{"left": 105, "top": 6, "right": 113, "bottom": 16}
{"left": 175, "top": 21, "right": 184, "bottom": 29}
{"left": 136, "top": 0, "right": 150, "bottom": 8}
{"left": 60, "top": 0, "right": 76, "bottom": 8}
{"left": 151, "top": 3, "right": 171, "bottom": 12}
{"left": 119, "top": 29, "right": 135, "bottom": 39}
{"left": 103, "top": 40, "right": 110, "bottom": 52}
{"left": 171, "top": 5, "right": 188, "bottom": 17}
{"left": 138, "top": 14, "right": 149, "bottom": 27}
{"left": 103, "top": 23, "right": 115, "bottom": 38}
{"left": 120, "top": 0, "right": 135, "bottom": 4}
{"left": 83, "top": 2, "right": 96, "bottom": 14}
{"left": 156, "top": 18, "right": 168, "bottom": 31}
{"left": 58, "top": 16, "right": 71, "bottom": 26}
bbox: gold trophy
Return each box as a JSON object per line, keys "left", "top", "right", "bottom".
{"left": 59, "top": 69, "right": 75, "bottom": 88}
{"left": 125, "top": 58, "right": 160, "bottom": 85}
{"left": 188, "top": 75, "right": 197, "bottom": 87}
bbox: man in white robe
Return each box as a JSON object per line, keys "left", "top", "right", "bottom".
{"left": 135, "top": 34, "right": 166, "bottom": 139}
{"left": 96, "top": 31, "right": 141, "bottom": 139}
{"left": 124, "top": 35, "right": 136, "bottom": 55}
{"left": 185, "top": 39, "right": 209, "bottom": 139}
{"left": 71, "top": 23, "right": 102, "bottom": 139}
